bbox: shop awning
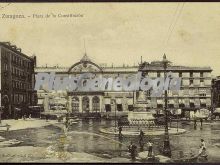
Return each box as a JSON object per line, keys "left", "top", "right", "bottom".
{"left": 104, "top": 98, "right": 111, "bottom": 104}
{"left": 184, "top": 99, "right": 189, "bottom": 105}
{"left": 200, "top": 99, "right": 206, "bottom": 104}
{"left": 168, "top": 100, "right": 175, "bottom": 104}
{"left": 157, "top": 99, "right": 163, "bottom": 104}
{"left": 195, "top": 99, "right": 200, "bottom": 105}
{"left": 127, "top": 99, "right": 133, "bottom": 105}
{"left": 206, "top": 99, "right": 211, "bottom": 105}
{"left": 116, "top": 99, "right": 122, "bottom": 104}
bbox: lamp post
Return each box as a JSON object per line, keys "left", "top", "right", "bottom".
{"left": 114, "top": 99, "right": 117, "bottom": 132}
{"left": 111, "top": 98, "right": 117, "bottom": 132}
{"left": 162, "top": 54, "right": 172, "bottom": 157}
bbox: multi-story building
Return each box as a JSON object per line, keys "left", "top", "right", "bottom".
{"left": 35, "top": 53, "right": 212, "bottom": 118}
{"left": 138, "top": 56, "right": 212, "bottom": 117}
{"left": 212, "top": 76, "right": 220, "bottom": 109}
{"left": 0, "top": 42, "right": 37, "bottom": 119}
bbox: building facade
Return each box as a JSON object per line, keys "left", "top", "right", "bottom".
{"left": 212, "top": 76, "right": 220, "bottom": 109}
{"left": 35, "top": 53, "right": 213, "bottom": 117}
{"left": 0, "top": 42, "right": 37, "bottom": 119}
{"left": 138, "top": 59, "right": 212, "bottom": 117}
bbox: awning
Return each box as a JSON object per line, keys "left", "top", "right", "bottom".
{"left": 127, "top": 99, "right": 133, "bottom": 105}
{"left": 184, "top": 99, "right": 189, "bottom": 105}
{"left": 200, "top": 99, "right": 206, "bottom": 104}
{"left": 195, "top": 99, "right": 200, "bottom": 105}
{"left": 157, "top": 99, "right": 163, "bottom": 104}
{"left": 168, "top": 100, "right": 174, "bottom": 104}
{"left": 116, "top": 99, "right": 122, "bottom": 104}
{"left": 206, "top": 99, "right": 211, "bottom": 105}
{"left": 170, "top": 109, "right": 182, "bottom": 115}
{"left": 38, "top": 99, "right": 44, "bottom": 105}
{"left": 104, "top": 98, "right": 111, "bottom": 104}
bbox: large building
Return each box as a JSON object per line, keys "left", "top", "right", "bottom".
{"left": 35, "top": 53, "right": 213, "bottom": 118}
{"left": 212, "top": 76, "right": 220, "bottom": 109}
{"left": 0, "top": 42, "right": 37, "bottom": 119}
{"left": 139, "top": 56, "right": 212, "bottom": 117}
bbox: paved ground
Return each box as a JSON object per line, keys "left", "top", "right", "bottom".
{"left": 0, "top": 119, "right": 59, "bottom": 131}
{"left": 0, "top": 119, "right": 219, "bottom": 163}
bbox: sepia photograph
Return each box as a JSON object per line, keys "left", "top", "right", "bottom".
{"left": 0, "top": 2, "right": 219, "bottom": 163}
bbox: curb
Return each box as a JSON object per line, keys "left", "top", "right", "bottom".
{"left": 99, "top": 127, "right": 186, "bottom": 136}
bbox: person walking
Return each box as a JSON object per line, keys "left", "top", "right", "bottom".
{"left": 194, "top": 118, "right": 197, "bottom": 130}
{"left": 118, "top": 126, "right": 122, "bottom": 138}
{"left": 139, "top": 129, "right": 145, "bottom": 151}
{"left": 198, "top": 139, "right": 207, "bottom": 158}
{"left": 139, "top": 129, "right": 144, "bottom": 141}
{"left": 200, "top": 118, "right": 203, "bottom": 129}
{"left": 147, "top": 140, "right": 153, "bottom": 158}
{"left": 128, "top": 142, "right": 137, "bottom": 161}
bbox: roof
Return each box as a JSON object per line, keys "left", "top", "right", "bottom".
{"left": 139, "top": 65, "right": 212, "bottom": 72}
{"left": 0, "top": 42, "right": 34, "bottom": 61}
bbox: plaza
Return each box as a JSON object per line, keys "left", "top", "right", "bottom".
{"left": 0, "top": 118, "right": 219, "bottom": 163}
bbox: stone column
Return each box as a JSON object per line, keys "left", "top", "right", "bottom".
{"left": 99, "top": 96, "right": 103, "bottom": 112}
{"left": 79, "top": 96, "right": 82, "bottom": 113}
{"left": 68, "top": 96, "right": 72, "bottom": 113}
{"left": 89, "top": 96, "right": 93, "bottom": 112}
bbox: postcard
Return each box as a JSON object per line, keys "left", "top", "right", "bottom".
{"left": 0, "top": 2, "right": 219, "bottom": 163}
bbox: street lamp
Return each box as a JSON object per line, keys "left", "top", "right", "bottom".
{"left": 111, "top": 98, "right": 117, "bottom": 132}
{"left": 162, "top": 54, "right": 172, "bottom": 157}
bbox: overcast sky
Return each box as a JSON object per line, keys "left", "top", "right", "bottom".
{"left": 0, "top": 3, "right": 220, "bottom": 76}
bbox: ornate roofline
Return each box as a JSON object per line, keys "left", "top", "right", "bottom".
{"left": 67, "top": 53, "right": 103, "bottom": 73}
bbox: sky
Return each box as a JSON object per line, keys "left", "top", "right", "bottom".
{"left": 0, "top": 2, "right": 220, "bottom": 76}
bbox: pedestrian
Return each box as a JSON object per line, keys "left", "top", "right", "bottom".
{"left": 147, "top": 140, "right": 153, "bottom": 158}
{"left": 200, "top": 118, "right": 203, "bottom": 129}
{"left": 194, "top": 118, "right": 197, "bottom": 130}
{"left": 118, "top": 126, "right": 122, "bottom": 138}
{"left": 128, "top": 141, "right": 137, "bottom": 161}
{"left": 198, "top": 139, "right": 207, "bottom": 158}
{"left": 139, "top": 129, "right": 144, "bottom": 141}
{"left": 139, "top": 138, "right": 144, "bottom": 152}
{"left": 29, "top": 114, "right": 32, "bottom": 119}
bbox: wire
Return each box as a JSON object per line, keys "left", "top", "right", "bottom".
{"left": 164, "top": 3, "right": 181, "bottom": 45}
{"left": 163, "top": 2, "right": 185, "bottom": 53}
{"left": 166, "top": 3, "right": 185, "bottom": 46}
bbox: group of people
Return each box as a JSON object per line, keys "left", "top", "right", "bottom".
{"left": 121, "top": 126, "right": 207, "bottom": 161}
{"left": 194, "top": 118, "right": 204, "bottom": 130}
{"left": 127, "top": 129, "right": 154, "bottom": 161}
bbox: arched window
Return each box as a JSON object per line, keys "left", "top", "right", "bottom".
{"left": 72, "top": 97, "right": 79, "bottom": 113}
{"left": 82, "top": 96, "right": 90, "bottom": 113}
{"left": 92, "top": 96, "right": 100, "bottom": 112}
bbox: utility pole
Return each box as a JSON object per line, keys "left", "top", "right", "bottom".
{"left": 162, "top": 54, "right": 171, "bottom": 157}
